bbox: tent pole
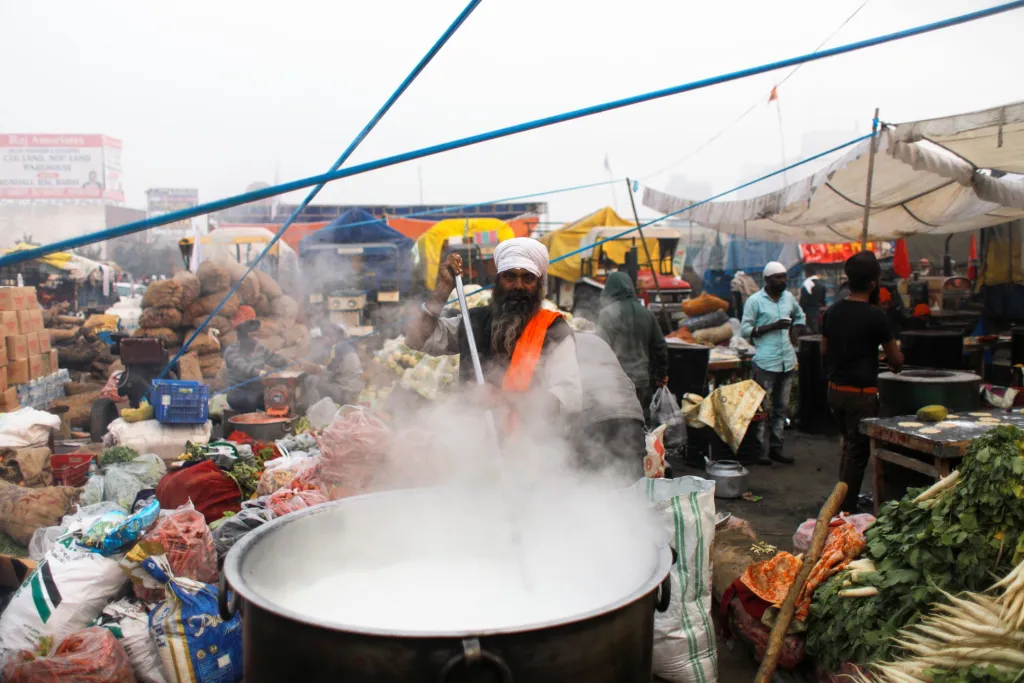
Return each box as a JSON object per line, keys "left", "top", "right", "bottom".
{"left": 860, "top": 108, "right": 880, "bottom": 249}
{"left": 626, "top": 178, "right": 673, "bottom": 331}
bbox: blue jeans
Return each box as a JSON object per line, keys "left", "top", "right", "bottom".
{"left": 753, "top": 366, "right": 794, "bottom": 458}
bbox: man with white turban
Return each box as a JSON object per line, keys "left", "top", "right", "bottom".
{"left": 405, "top": 237, "right": 582, "bottom": 418}
{"left": 740, "top": 261, "right": 806, "bottom": 465}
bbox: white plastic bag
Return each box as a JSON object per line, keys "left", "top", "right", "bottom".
{"left": 306, "top": 397, "right": 340, "bottom": 431}
{"left": 650, "top": 386, "right": 687, "bottom": 457}
{"left": 0, "top": 536, "right": 128, "bottom": 658}
{"left": 29, "top": 502, "right": 127, "bottom": 560}
{"left": 636, "top": 476, "right": 718, "bottom": 683}
{"left": 96, "top": 598, "right": 168, "bottom": 683}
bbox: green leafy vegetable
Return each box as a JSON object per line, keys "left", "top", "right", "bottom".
{"left": 98, "top": 445, "right": 139, "bottom": 467}
{"left": 807, "top": 425, "right": 1024, "bottom": 669}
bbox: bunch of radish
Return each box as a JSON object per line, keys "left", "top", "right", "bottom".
{"left": 858, "top": 558, "right": 1024, "bottom": 681}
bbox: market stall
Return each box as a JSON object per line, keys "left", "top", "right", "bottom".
{"left": 861, "top": 407, "right": 1024, "bottom": 512}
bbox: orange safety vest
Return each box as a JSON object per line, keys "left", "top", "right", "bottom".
{"left": 501, "top": 309, "right": 563, "bottom": 393}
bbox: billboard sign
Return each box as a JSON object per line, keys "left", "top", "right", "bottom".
{"left": 800, "top": 241, "right": 894, "bottom": 264}
{"left": 147, "top": 188, "right": 199, "bottom": 214}
{"left": 0, "top": 134, "right": 124, "bottom": 202}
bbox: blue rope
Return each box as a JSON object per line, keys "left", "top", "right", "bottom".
{"left": 3, "top": 0, "right": 1020, "bottom": 270}
{"left": 214, "top": 131, "right": 875, "bottom": 396}
{"left": 444, "top": 131, "right": 874, "bottom": 303}
{"left": 160, "top": 0, "right": 484, "bottom": 379}
{"left": 296, "top": 176, "right": 622, "bottom": 252}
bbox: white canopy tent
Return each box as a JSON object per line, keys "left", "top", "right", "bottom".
{"left": 642, "top": 101, "right": 1024, "bottom": 244}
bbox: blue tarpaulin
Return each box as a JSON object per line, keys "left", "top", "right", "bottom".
{"left": 299, "top": 209, "right": 413, "bottom": 255}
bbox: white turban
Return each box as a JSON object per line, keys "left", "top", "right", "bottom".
{"left": 493, "top": 238, "right": 549, "bottom": 277}
{"left": 763, "top": 261, "right": 787, "bottom": 278}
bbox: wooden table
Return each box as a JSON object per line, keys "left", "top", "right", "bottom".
{"left": 860, "top": 408, "right": 1024, "bottom": 513}
{"left": 706, "top": 354, "right": 750, "bottom": 390}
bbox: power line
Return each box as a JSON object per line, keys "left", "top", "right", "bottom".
{"left": 641, "top": 0, "right": 870, "bottom": 181}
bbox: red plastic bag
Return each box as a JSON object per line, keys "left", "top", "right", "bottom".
{"left": 132, "top": 503, "right": 218, "bottom": 603}
{"left": 318, "top": 406, "right": 391, "bottom": 499}
{"left": 157, "top": 459, "right": 241, "bottom": 523}
{"left": 3, "top": 627, "right": 136, "bottom": 683}
{"left": 267, "top": 488, "right": 328, "bottom": 517}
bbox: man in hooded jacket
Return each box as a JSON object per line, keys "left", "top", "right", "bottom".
{"left": 596, "top": 272, "right": 669, "bottom": 424}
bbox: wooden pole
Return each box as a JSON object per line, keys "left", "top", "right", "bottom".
{"left": 625, "top": 178, "right": 673, "bottom": 332}
{"left": 754, "top": 482, "right": 848, "bottom": 683}
{"left": 860, "top": 108, "right": 880, "bottom": 250}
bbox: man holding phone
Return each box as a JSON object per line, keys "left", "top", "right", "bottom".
{"left": 741, "top": 261, "right": 806, "bottom": 465}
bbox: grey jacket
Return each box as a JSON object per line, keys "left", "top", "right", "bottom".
{"left": 575, "top": 332, "right": 644, "bottom": 425}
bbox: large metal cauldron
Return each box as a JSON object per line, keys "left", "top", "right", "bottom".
{"left": 221, "top": 487, "right": 671, "bottom": 682}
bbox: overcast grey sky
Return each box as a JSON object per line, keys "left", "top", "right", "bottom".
{"left": 3, "top": 0, "right": 1022, "bottom": 224}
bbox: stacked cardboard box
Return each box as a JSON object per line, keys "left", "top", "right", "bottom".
{"left": 0, "top": 286, "right": 45, "bottom": 411}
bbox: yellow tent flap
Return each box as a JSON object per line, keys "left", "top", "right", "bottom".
{"left": 0, "top": 242, "right": 74, "bottom": 272}
{"left": 539, "top": 207, "right": 660, "bottom": 282}
{"left": 416, "top": 217, "right": 515, "bottom": 288}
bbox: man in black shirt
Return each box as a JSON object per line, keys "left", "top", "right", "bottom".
{"left": 821, "top": 251, "right": 903, "bottom": 513}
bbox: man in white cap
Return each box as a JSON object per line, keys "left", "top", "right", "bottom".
{"left": 405, "top": 237, "right": 582, "bottom": 419}
{"left": 740, "top": 261, "right": 806, "bottom": 465}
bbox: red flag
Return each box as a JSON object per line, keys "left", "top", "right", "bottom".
{"left": 968, "top": 234, "right": 978, "bottom": 280}
{"left": 893, "top": 239, "right": 911, "bottom": 279}
{"left": 768, "top": 87, "right": 779, "bottom": 103}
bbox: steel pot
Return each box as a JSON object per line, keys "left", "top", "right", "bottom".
{"left": 221, "top": 487, "right": 671, "bottom": 682}
{"left": 227, "top": 412, "right": 296, "bottom": 441}
{"left": 705, "top": 459, "right": 749, "bottom": 499}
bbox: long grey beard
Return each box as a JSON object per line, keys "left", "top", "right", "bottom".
{"left": 491, "top": 309, "right": 532, "bottom": 357}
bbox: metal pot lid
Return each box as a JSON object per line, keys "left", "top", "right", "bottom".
{"left": 707, "top": 459, "right": 747, "bottom": 473}
{"left": 224, "top": 487, "right": 671, "bottom": 638}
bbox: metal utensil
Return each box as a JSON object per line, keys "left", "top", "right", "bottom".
{"left": 453, "top": 271, "right": 531, "bottom": 589}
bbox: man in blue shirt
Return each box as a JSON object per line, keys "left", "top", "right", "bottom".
{"left": 741, "top": 261, "right": 806, "bottom": 465}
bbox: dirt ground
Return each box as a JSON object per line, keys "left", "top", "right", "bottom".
{"left": 682, "top": 428, "right": 858, "bottom": 682}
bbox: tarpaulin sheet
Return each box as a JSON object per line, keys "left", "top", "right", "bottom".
{"left": 415, "top": 217, "right": 515, "bottom": 287}
{"left": 643, "top": 100, "right": 1024, "bottom": 244}
{"left": 299, "top": 208, "right": 413, "bottom": 254}
{"left": 539, "top": 207, "right": 664, "bottom": 282}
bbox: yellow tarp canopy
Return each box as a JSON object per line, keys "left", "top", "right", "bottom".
{"left": 0, "top": 243, "right": 74, "bottom": 272}
{"left": 416, "top": 217, "right": 515, "bottom": 287}
{"left": 538, "top": 207, "right": 660, "bottom": 282}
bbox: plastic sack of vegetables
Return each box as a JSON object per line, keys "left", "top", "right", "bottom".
{"left": 147, "top": 558, "right": 243, "bottom": 683}
{"left": 267, "top": 488, "right": 328, "bottom": 518}
{"left": 255, "top": 454, "right": 311, "bottom": 496}
{"left": 400, "top": 354, "right": 458, "bottom": 400}
{"left": 0, "top": 536, "right": 128, "bottom": 659}
{"left": 79, "top": 499, "right": 161, "bottom": 555}
{"left": 211, "top": 500, "right": 273, "bottom": 560}
{"left": 286, "top": 455, "right": 322, "bottom": 492}
{"left": 318, "top": 406, "right": 391, "bottom": 499}
{"left": 122, "top": 503, "right": 218, "bottom": 604}
{"left": 28, "top": 502, "right": 127, "bottom": 560}
{"left": 2, "top": 626, "right": 135, "bottom": 683}
{"left": 95, "top": 598, "right": 167, "bottom": 683}
{"left": 81, "top": 475, "right": 104, "bottom": 506}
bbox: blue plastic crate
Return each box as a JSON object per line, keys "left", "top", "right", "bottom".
{"left": 150, "top": 379, "right": 209, "bottom": 425}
